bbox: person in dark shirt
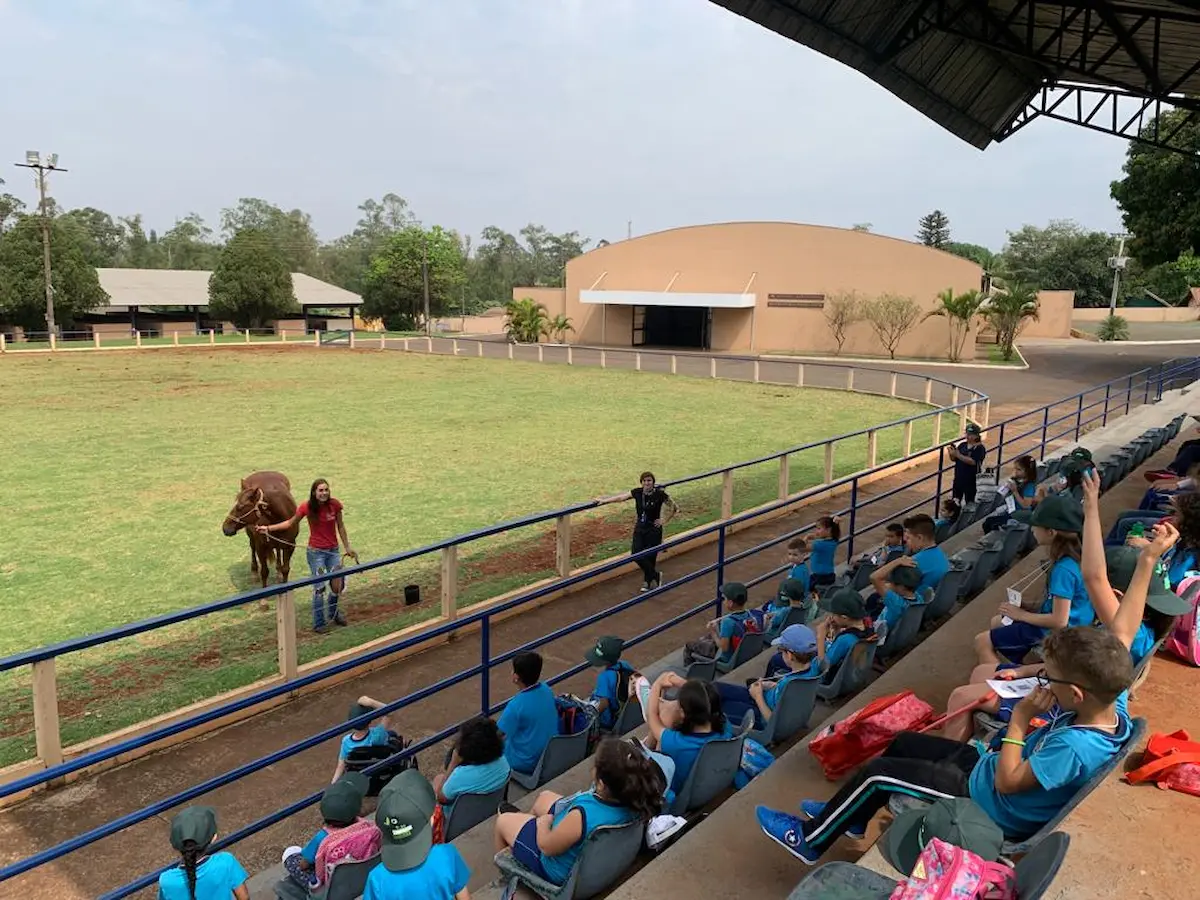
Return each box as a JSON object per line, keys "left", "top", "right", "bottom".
{"left": 597, "top": 471, "right": 679, "bottom": 592}
{"left": 949, "top": 423, "right": 987, "bottom": 505}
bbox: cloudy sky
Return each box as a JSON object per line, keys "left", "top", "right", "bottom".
{"left": 0, "top": 0, "right": 1130, "bottom": 251}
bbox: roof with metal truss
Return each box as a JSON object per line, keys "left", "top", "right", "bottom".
{"left": 709, "top": 0, "right": 1200, "bottom": 153}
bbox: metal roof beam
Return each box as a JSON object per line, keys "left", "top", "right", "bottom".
{"left": 1090, "top": 4, "right": 1163, "bottom": 93}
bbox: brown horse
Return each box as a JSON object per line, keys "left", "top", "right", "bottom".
{"left": 222, "top": 471, "right": 299, "bottom": 600}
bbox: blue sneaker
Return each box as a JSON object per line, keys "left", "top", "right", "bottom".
{"left": 798, "top": 800, "right": 867, "bottom": 840}
{"left": 756, "top": 806, "right": 820, "bottom": 865}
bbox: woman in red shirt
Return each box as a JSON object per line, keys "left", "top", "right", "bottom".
{"left": 259, "top": 478, "right": 357, "bottom": 632}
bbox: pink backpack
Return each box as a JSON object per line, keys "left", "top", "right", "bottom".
{"left": 1165, "top": 576, "right": 1200, "bottom": 666}
{"left": 889, "top": 837, "right": 1016, "bottom": 900}
{"left": 313, "top": 817, "right": 381, "bottom": 886}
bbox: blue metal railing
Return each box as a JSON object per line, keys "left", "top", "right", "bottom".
{"left": 3, "top": 357, "right": 1197, "bottom": 896}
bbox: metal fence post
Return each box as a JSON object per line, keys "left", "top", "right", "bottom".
{"left": 1126, "top": 375, "right": 1133, "bottom": 414}
{"left": 481, "top": 616, "right": 491, "bottom": 715}
{"left": 1143, "top": 373, "right": 1151, "bottom": 405}
{"left": 1075, "top": 394, "right": 1084, "bottom": 439}
{"left": 995, "top": 422, "right": 1006, "bottom": 474}
{"left": 1102, "top": 384, "right": 1111, "bottom": 426}
{"left": 715, "top": 525, "right": 727, "bottom": 611}
{"left": 933, "top": 445, "right": 945, "bottom": 514}
{"left": 1041, "top": 406, "right": 1050, "bottom": 451}
{"left": 847, "top": 478, "right": 858, "bottom": 558}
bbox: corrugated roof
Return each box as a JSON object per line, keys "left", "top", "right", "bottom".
{"left": 710, "top": 0, "right": 1200, "bottom": 149}
{"left": 95, "top": 269, "right": 361, "bottom": 311}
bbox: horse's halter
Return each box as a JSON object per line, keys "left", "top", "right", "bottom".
{"left": 227, "top": 488, "right": 271, "bottom": 528}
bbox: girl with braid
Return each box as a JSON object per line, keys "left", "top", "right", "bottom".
{"left": 157, "top": 806, "right": 249, "bottom": 900}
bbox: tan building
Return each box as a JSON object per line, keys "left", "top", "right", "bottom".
{"left": 513, "top": 222, "right": 986, "bottom": 359}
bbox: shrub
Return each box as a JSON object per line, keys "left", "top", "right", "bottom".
{"left": 823, "top": 291, "right": 863, "bottom": 355}
{"left": 863, "top": 294, "right": 921, "bottom": 359}
{"left": 1096, "top": 314, "right": 1130, "bottom": 342}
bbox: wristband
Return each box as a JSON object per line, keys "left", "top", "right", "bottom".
{"left": 1000, "top": 737, "right": 1026, "bottom": 748}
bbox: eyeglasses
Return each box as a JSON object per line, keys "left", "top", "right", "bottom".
{"left": 1034, "top": 669, "right": 1092, "bottom": 694}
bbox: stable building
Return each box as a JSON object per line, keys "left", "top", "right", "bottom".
{"left": 514, "top": 222, "right": 985, "bottom": 360}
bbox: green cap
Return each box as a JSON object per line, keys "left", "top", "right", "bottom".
{"left": 779, "top": 578, "right": 808, "bottom": 603}
{"left": 585, "top": 635, "right": 624, "bottom": 667}
{"left": 348, "top": 702, "right": 376, "bottom": 723}
{"left": 965, "top": 423, "right": 982, "bottom": 436}
{"left": 376, "top": 769, "right": 436, "bottom": 872}
{"left": 321, "top": 771, "right": 369, "bottom": 823}
{"left": 819, "top": 587, "right": 867, "bottom": 619}
{"left": 1029, "top": 493, "right": 1084, "bottom": 533}
{"left": 721, "top": 582, "right": 749, "bottom": 605}
{"left": 889, "top": 565, "right": 922, "bottom": 590}
{"left": 170, "top": 806, "right": 218, "bottom": 851}
{"left": 1069, "top": 447, "right": 1094, "bottom": 463}
{"left": 1104, "top": 545, "right": 1191, "bottom": 615}
{"left": 883, "top": 797, "right": 1003, "bottom": 875}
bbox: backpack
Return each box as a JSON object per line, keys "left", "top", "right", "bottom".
{"left": 343, "top": 734, "right": 418, "bottom": 796}
{"left": 1165, "top": 576, "right": 1200, "bottom": 666}
{"left": 313, "top": 818, "right": 381, "bottom": 887}
{"left": 809, "top": 691, "right": 935, "bottom": 780}
{"left": 888, "top": 836, "right": 1016, "bottom": 900}
{"left": 1124, "top": 729, "right": 1200, "bottom": 797}
{"left": 556, "top": 695, "right": 600, "bottom": 747}
{"left": 734, "top": 737, "right": 775, "bottom": 789}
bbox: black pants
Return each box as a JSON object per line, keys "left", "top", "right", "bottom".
{"left": 1167, "top": 440, "right": 1200, "bottom": 475}
{"left": 631, "top": 525, "right": 662, "bottom": 584}
{"left": 982, "top": 513, "right": 1009, "bottom": 534}
{"left": 802, "top": 732, "right": 979, "bottom": 852}
{"left": 952, "top": 479, "right": 977, "bottom": 504}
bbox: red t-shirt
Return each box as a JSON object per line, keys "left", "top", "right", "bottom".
{"left": 297, "top": 498, "right": 343, "bottom": 550}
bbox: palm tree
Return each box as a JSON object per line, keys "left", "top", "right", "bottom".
{"left": 503, "top": 297, "right": 550, "bottom": 344}
{"left": 924, "top": 287, "right": 984, "bottom": 362}
{"left": 545, "top": 314, "right": 574, "bottom": 343}
{"left": 981, "top": 280, "right": 1039, "bottom": 361}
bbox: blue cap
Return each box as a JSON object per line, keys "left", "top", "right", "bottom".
{"left": 771, "top": 624, "right": 817, "bottom": 654}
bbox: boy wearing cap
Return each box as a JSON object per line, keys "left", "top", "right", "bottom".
{"left": 949, "top": 423, "right": 987, "bottom": 506}
{"left": 368, "top": 769, "right": 470, "bottom": 899}
{"left": 869, "top": 561, "right": 925, "bottom": 635}
{"left": 757, "top": 623, "right": 1135, "bottom": 865}
{"left": 159, "top": 806, "right": 249, "bottom": 900}
{"left": 586, "top": 636, "right": 634, "bottom": 730}
{"left": 706, "top": 582, "right": 756, "bottom": 667}
{"left": 331, "top": 695, "right": 392, "bottom": 783}
{"left": 712, "top": 624, "right": 821, "bottom": 730}
{"left": 282, "top": 771, "right": 378, "bottom": 889}
{"left": 813, "top": 588, "right": 872, "bottom": 686}
{"left": 761, "top": 577, "right": 810, "bottom": 640}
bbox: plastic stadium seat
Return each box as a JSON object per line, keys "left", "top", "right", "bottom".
{"left": 877, "top": 595, "right": 931, "bottom": 662}
{"left": 716, "top": 630, "right": 765, "bottom": 674}
{"left": 669, "top": 728, "right": 746, "bottom": 815}
{"left": 923, "top": 561, "right": 970, "bottom": 623}
{"left": 749, "top": 675, "right": 818, "bottom": 747}
{"left": 603, "top": 699, "right": 644, "bottom": 736}
{"left": 509, "top": 731, "right": 590, "bottom": 791}
{"left": 816, "top": 639, "right": 878, "bottom": 701}
{"left": 495, "top": 819, "right": 643, "bottom": 900}
{"left": 443, "top": 783, "right": 508, "bottom": 841}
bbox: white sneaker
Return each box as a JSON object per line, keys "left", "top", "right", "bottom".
{"left": 645, "top": 814, "right": 687, "bottom": 850}
{"left": 281, "top": 845, "right": 302, "bottom": 864}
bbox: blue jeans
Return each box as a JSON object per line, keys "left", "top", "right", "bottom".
{"left": 307, "top": 547, "right": 344, "bottom": 628}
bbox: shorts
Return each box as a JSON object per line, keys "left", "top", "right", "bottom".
{"left": 810, "top": 573, "right": 836, "bottom": 589}
{"left": 512, "top": 817, "right": 552, "bottom": 880}
{"left": 988, "top": 621, "right": 1046, "bottom": 664}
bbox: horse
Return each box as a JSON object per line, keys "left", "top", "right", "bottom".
{"left": 221, "top": 471, "right": 300, "bottom": 603}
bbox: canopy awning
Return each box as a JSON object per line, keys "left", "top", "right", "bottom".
{"left": 580, "top": 290, "right": 755, "bottom": 309}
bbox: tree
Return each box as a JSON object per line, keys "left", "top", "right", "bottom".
{"left": 944, "top": 241, "right": 997, "bottom": 271}
{"left": 822, "top": 291, "right": 863, "bottom": 355}
{"left": 982, "top": 281, "right": 1040, "bottom": 361}
{"left": 207, "top": 228, "right": 296, "bottom": 329}
{"left": 519, "top": 224, "right": 589, "bottom": 286}
{"left": 546, "top": 314, "right": 574, "bottom": 343}
{"left": 220, "top": 198, "right": 320, "bottom": 274}
{"left": 863, "top": 294, "right": 922, "bottom": 359}
{"left": 1002, "top": 221, "right": 1116, "bottom": 307}
{"left": 1110, "top": 109, "right": 1200, "bottom": 267}
{"left": 1138, "top": 250, "right": 1200, "bottom": 304}
{"left": 850, "top": 223, "right": 872, "bottom": 233}
{"left": 504, "top": 297, "right": 550, "bottom": 343}
{"left": 0, "top": 215, "right": 109, "bottom": 330}
{"left": 917, "top": 210, "right": 951, "bottom": 248}
{"left": 360, "top": 225, "right": 466, "bottom": 331}
{"left": 0, "top": 177, "right": 27, "bottom": 235}
{"left": 161, "top": 213, "right": 219, "bottom": 270}
{"left": 60, "top": 207, "right": 126, "bottom": 268}
{"left": 117, "top": 214, "right": 167, "bottom": 269}
{"left": 925, "top": 287, "right": 984, "bottom": 362}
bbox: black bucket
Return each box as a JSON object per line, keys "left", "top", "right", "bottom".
{"left": 404, "top": 584, "right": 421, "bottom": 606}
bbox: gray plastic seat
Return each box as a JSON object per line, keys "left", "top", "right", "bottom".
{"left": 715, "top": 630, "right": 765, "bottom": 674}
{"left": 816, "top": 638, "right": 878, "bottom": 701}
{"left": 510, "top": 731, "right": 590, "bottom": 790}
{"left": 684, "top": 659, "right": 717, "bottom": 682}
{"left": 878, "top": 597, "right": 930, "bottom": 661}
{"left": 958, "top": 545, "right": 1001, "bottom": 600}
{"left": 273, "top": 854, "right": 380, "bottom": 900}
{"left": 749, "top": 675, "right": 819, "bottom": 746}
{"left": 494, "top": 818, "right": 643, "bottom": 900}
{"left": 669, "top": 729, "right": 746, "bottom": 815}
{"left": 786, "top": 861, "right": 896, "bottom": 899}
{"left": 924, "top": 562, "right": 969, "bottom": 623}
{"left": 998, "top": 522, "right": 1030, "bottom": 571}
{"left": 603, "top": 699, "right": 644, "bottom": 736}
{"left": 444, "top": 783, "right": 508, "bottom": 841}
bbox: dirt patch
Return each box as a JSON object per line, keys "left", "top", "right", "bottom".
{"left": 468, "top": 515, "right": 630, "bottom": 579}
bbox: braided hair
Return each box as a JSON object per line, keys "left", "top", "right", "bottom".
{"left": 180, "top": 840, "right": 202, "bottom": 899}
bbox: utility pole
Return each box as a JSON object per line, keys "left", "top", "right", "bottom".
{"left": 422, "top": 233, "right": 431, "bottom": 336}
{"left": 627, "top": 220, "right": 632, "bottom": 241}
{"left": 14, "top": 151, "right": 66, "bottom": 335}
{"left": 1107, "top": 234, "right": 1129, "bottom": 316}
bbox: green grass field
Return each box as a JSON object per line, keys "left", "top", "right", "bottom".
{"left": 0, "top": 347, "right": 933, "bottom": 764}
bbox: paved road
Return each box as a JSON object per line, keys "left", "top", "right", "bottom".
{"left": 0, "top": 338, "right": 1192, "bottom": 898}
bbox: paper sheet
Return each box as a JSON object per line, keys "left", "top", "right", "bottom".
{"left": 986, "top": 677, "right": 1039, "bottom": 699}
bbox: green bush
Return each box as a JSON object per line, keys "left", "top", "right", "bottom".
{"left": 1096, "top": 314, "right": 1130, "bottom": 342}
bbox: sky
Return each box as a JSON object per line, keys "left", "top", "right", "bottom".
{"left": 0, "top": 0, "right": 1131, "bottom": 252}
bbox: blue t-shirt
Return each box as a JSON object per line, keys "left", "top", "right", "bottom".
{"left": 590, "top": 661, "right": 633, "bottom": 729}
{"left": 340, "top": 725, "right": 390, "bottom": 760}
{"left": 880, "top": 589, "right": 915, "bottom": 633}
{"left": 912, "top": 547, "right": 950, "bottom": 593}
{"left": 824, "top": 631, "right": 859, "bottom": 672}
{"left": 1041, "top": 557, "right": 1094, "bottom": 627}
{"left": 788, "top": 561, "right": 812, "bottom": 592}
{"left": 497, "top": 682, "right": 559, "bottom": 774}
{"left": 300, "top": 828, "right": 328, "bottom": 864}
{"left": 1130, "top": 622, "right": 1155, "bottom": 666}
{"left": 717, "top": 610, "right": 752, "bottom": 664}
{"left": 363, "top": 843, "right": 470, "bottom": 900}
{"left": 540, "top": 791, "right": 637, "bottom": 885}
{"left": 969, "top": 693, "right": 1131, "bottom": 839}
{"left": 158, "top": 852, "right": 248, "bottom": 900}
{"left": 809, "top": 539, "right": 838, "bottom": 575}
{"left": 763, "top": 664, "right": 820, "bottom": 710}
{"left": 881, "top": 544, "right": 907, "bottom": 564}
{"left": 1168, "top": 547, "right": 1198, "bottom": 588}
{"left": 442, "top": 756, "right": 510, "bottom": 802}
{"left": 659, "top": 727, "right": 725, "bottom": 794}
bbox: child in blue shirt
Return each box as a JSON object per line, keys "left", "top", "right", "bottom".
{"left": 806, "top": 516, "right": 841, "bottom": 590}
{"left": 785, "top": 536, "right": 813, "bottom": 590}
{"left": 331, "top": 695, "right": 393, "bottom": 783}
{"left": 934, "top": 498, "right": 962, "bottom": 531}
{"left": 904, "top": 514, "right": 950, "bottom": 594}
{"left": 703, "top": 582, "right": 755, "bottom": 666}
{"left": 761, "top": 577, "right": 810, "bottom": 639}
{"left": 869, "top": 560, "right": 924, "bottom": 635}
{"left": 433, "top": 716, "right": 510, "bottom": 809}
{"left": 756, "top": 625, "right": 1134, "bottom": 864}
{"left": 158, "top": 806, "right": 250, "bottom": 900}
{"left": 644, "top": 673, "right": 729, "bottom": 793}
{"left": 976, "top": 494, "right": 1092, "bottom": 667}
{"left": 367, "top": 769, "right": 470, "bottom": 900}
{"left": 586, "top": 635, "right": 634, "bottom": 729}
{"left": 497, "top": 651, "right": 559, "bottom": 775}
{"left": 813, "top": 588, "right": 872, "bottom": 686}
{"left": 713, "top": 625, "right": 821, "bottom": 730}
{"left": 282, "top": 771, "right": 376, "bottom": 890}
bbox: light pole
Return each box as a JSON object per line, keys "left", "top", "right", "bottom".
{"left": 14, "top": 151, "right": 66, "bottom": 335}
{"left": 422, "top": 233, "right": 431, "bottom": 336}
{"left": 1107, "top": 234, "right": 1129, "bottom": 316}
